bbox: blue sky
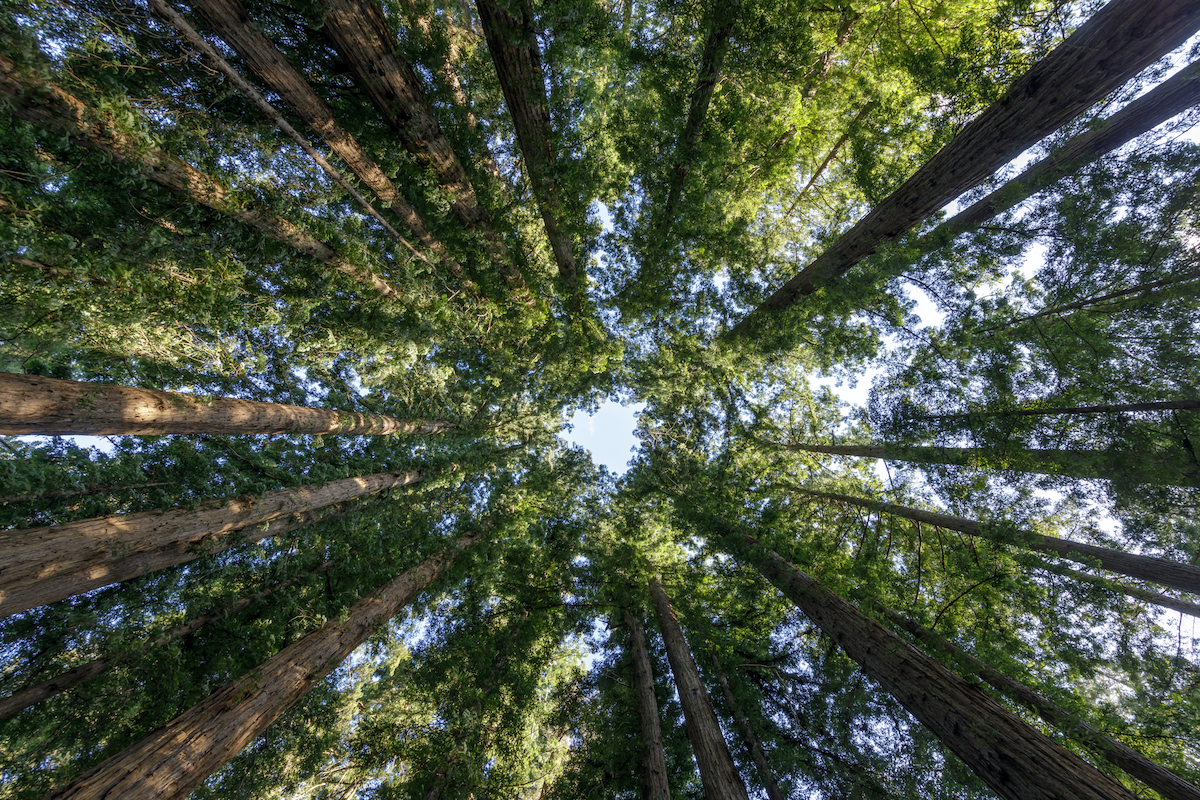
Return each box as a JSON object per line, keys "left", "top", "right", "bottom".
{"left": 562, "top": 402, "right": 643, "bottom": 476}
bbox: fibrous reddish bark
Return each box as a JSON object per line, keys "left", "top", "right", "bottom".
{"left": 44, "top": 537, "right": 475, "bottom": 800}
{"left": 648, "top": 578, "right": 750, "bottom": 800}
{"left": 790, "top": 485, "right": 1200, "bottom": 595}
{"left": 732, "top": 0, "right": 1200, "bottom": 338}
{"left": 623, "top": 608, "right": 671, "bottom": 800}
{"left": 0, "top": 372, "right": 452, "bottom": 436}
{"left": 732, "top": 534, "right": 1138, "bottom": 800}
{"left": 0, "top": 472, "right": 419, "bottom": 618}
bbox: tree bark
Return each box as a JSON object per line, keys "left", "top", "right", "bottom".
{"left": 924, "top": 398, "right": 1200, "bottom": 422}
{"left": 474, "top": 0, "right": 579, "bottom": 299}
{"left": 785, "top": 441, "right": 1200, "bottom": 488}
{"left": 731, "top": 0, "right": 1200, "bottom": 338}
{"left": 0, "top": 481, "right": 173, "bottom": 506}
{"left": 0, "top": 372, "right": 452, "bottom": 436}
{"left": 0, "top": 471, "right": 419, "bottom": 618}
{"left": 730, "top": 533, "right": 1139, "bottom": 800}
{"left": 1029, "top": 560, "right": 1200, "bottom": 619}
{"left": 790, "top": 485, "right": 1200, "bottom": 596}
{"left": 883, "top": 608, "right": 1200, "bottom": 800}
{"left": 43, "top": 536, "right": 475, "bottom": 800}
{"left": 0, "top": 560, "right": 334, "bottom": 721}
{"left": 0, "top": 54, "right": 400, "bottom": 301}
{"left": 708, "top": 653, "right": 786, "bottom": 800}
{"left": 648, "top": 578, "right": 750, "bottom": 800}
{"left": 623, "top": 608, "right": 671, "bottom": 800}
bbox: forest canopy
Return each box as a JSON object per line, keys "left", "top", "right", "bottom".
{"left": 2, "top": 0, "right": 1200, "bottom": 798}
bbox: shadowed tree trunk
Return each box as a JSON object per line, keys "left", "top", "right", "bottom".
{"left": 1030, "top": 560, "right": 1200, "bottom": 619}
{"left": 1, "top": 481, "right": 173, "bottom": 506}
{"left": 623, "top": 608, "right": 671, "bottom": 800}
{"left": 709, "top": 653, "right": 786, "bottom": 800}
{"left": 0, "top": 55, "right": 400, "bottom": 300}
{"left": 0, "top": 372, "right": 453, "bottom": 436}
{"left": 790, "top": 485, "right": 1200, "bottom": 595}
{"left": 784, "top": 442, "right": 1200, "bottom": 488}
{"left": 0, "top": 559, "right": 335, "bottom": 721}
{"left": 883, "top": 608, "right": 1200, "bottom": 800}
{"left": 727, "top": 532, "right": 1139, "bottom": 800}
{"left": 43, "top": 536, "right": 476, "bottom": 800}
{"left": 648, "top": 577, "right": 750, "bottom": 800}
{"left": 731, "top": 0, "right": 1200, "bottom": 337}
{"left": 0, "top": 472, "right": 420, "bottom": 618}
{"left": 923, "top": 398, "right": 1200, "bottom": 422}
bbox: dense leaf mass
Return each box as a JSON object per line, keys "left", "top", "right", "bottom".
{"left": 1, "top": 0, "right": 1199, "bottom": 797}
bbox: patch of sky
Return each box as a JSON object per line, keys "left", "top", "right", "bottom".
{"left": 561, "top": 401, "right": 644, "bottom": 477}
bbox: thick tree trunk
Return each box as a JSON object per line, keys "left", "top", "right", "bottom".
{"left": 0, "top": 372, "right": 452, "bottom": 436}
{"left": 44, "top": 537, "right": 475, "bottom": 800}
{"left": 0, "top": 560, "right": 334, "bottom": 721}
{"left": 0, "top": 471, "right": 419, "bottom": 618}
{"left": 730, "top": 534, "right": 1138, "bottom": 800}
{"left": 648, "top": 578, "right": 750, "bottom": 800}
{"left": 883, "top": 609, "right": 1200, "bottom": 800}
{"left": 731, "top": 0, "right": 1200, "bottom": 337}
{"left": 791, "top": 485, "right": 1200, "bottom": 595}
{"left": 0, "top": 55, "right": 400, "bottom": 300}
{"left": 785, "top": 441, "right": 1200, "bottom": 488}
{"left": 474, "top": 0, "right": 579, "bottom": 298}
{"left": 708, "top": 653, "right": 786, "bottom": 800}
{"left": 623, "top": 608, "right": 671, "bottom": 800}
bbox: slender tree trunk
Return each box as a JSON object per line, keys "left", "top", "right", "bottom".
{"left": 0, "top": 481, "right": 173, "bottom": 506}
{"left": 1028, "top": 560, "right": 1200, "bottom": 619}
{"left": 925, "top": 398, "right": 1200, "bottom": 422}
{"left": 790, "top": 485, "right": 1200, "bottom": 595}
{"left": 648, "top": 578, "right": 750, "bottom": 800}
{"left": 623, "top": 608, "right": 671, "bottom": 800}
{"left": 777, "top": 100, "right": 877, "bottom": 224}
{"left": 708, "top": 653, "right": 785, "bottom": 800}
{"left": 0, "top": 55, "right": 399, "bottom": 300}
{"left": 0, "top": 560, "right": 334, "bottom": 721}
{"left": 44, "top": 536, "right": 476, "bottom": 800}
{"left": 0, "top": 372, "right": 452, "bottom": 436}
{"left": 801, "top": 6, "right": 861, "bottom": 102}
{"left": 0, "top": 471, "right": 420, "bottom": 618}
{"left": 785, "top": 441, "right": 1200, "bottom": 488}
{"left": 728, "top": 532, "right": 1138, "bottom": 800}
{"left": 474, "top": 0, "right": 579, "bottom": 299}
{"left": 731, "top": 0, "right": 1200, "bottom": 337}
{"left": 883, "top": 608, "right": 1200, "bottom": 800}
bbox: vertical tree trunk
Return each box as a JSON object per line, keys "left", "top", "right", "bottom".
{"left": 0, "top": 560, "right": 335, "bottom": 721}
{"left": 0, "top": 372, "right": 452, "bottom": 436}
{"left": 708, "top": 653, "right": 786, "bottom": 800}
{"left": 623, "top": 608, "right": 671, "bottom": 800}
{"left": 0, "top": 472, "right": 420, "bottom": 618}
{"left": 731, "top": 0, "right": 1200, "bottom": 337}
{"left": 648, "top": 578, "right": 750, "bottom": 800}
{"left": 883, "top": 608, "right": 1200, "bottom": 800}
{"left": 729, "top": 532, "right": 1138, "bottom": 800}
{"left": 43, "top": 536, "right": 476, "bottom": 800}
{"left": 789, "top": 485, "right": 1200, "bottom": 595}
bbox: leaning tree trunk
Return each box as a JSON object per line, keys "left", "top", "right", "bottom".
{"left": 790, "top": 485, "right": 1200, "bottom": 595}
{"left": 1026, "top": 559, "right": 1200, "bottom": 619}
{"left": 883, "top": 608, "right": 1200, "bottom": 800}
{"left": 924, "top": 398, "right": 1200, "bottom": 422}
{"left": 0, "top": 373, "right": 452, "bottom": 436}
{"left": 785, "top": 441, "right": 1200, "bottom": 488}
{"left": 708, "top": 653, "right": 786, "bottom": 800}
{"left": 623, "top": 608, "right": 671, "bottom": 800}
{"left": 0, "top": 55, "right": 400, "bottom": 301}
{"left": 43, "top": 536, "right": 476, "bottom": 800}
{"left": 0, "top": 471, "right": 420, "bottom": 618}
{"left": 0, "top": 559, "right": 335, "bottom": 721}
{"left": 726, "top": 532, "right": 1138, "bottom": 800}
{"left": 648, "top": 578, "right": 751, "bottom": 800}
{"left": 730, "top": 0, "right": 1200, "bottom": 337}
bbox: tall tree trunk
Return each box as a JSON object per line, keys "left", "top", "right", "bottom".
{"left": 0, "top": 481, "right": 173, "bottom": 506}
{"left": 784, "top": 441, "right": 1200, "bottom": 488}
{"left": 648, "top": 578, "right": 751, "bottom": 800}
{"left": 790, "top": 485, "right": 1200, "bottom": 595}
{"left": 708, "top": 653, "right": 786, "bottom": 800}
{"left": 924, "top": 398, "right": 1200, "bottom": 422}
{"left": 727, "top": 532, "right": 1138, "bottom": 800}
{"left": 0, "top": 372, "right": 452, "bottom": 436}
{"left": 1027, "top": 560, "right": 1200, "bottom": 619}
{"left": 0, "top": 560, "right": 334, "bottom": 721}
{"left": 0, "top": 55, "right": 400, "bottom": 301}
{"left": 44, "top": 536, "right": 476, "bottom": 800}
{"left": 883, "top": 608, "right": 1200, "bottom": 800}
{"left": 0, "top": 471, "right": 419, "bottom": 618}
{"left": 623, "top": 608, "right": 671, "bottom": 800}
{"left": 730, "top": 0, "right": 1200, "bottom": 338}
{"left": 474, "top": 0, "right": 579, "bottom": 300}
